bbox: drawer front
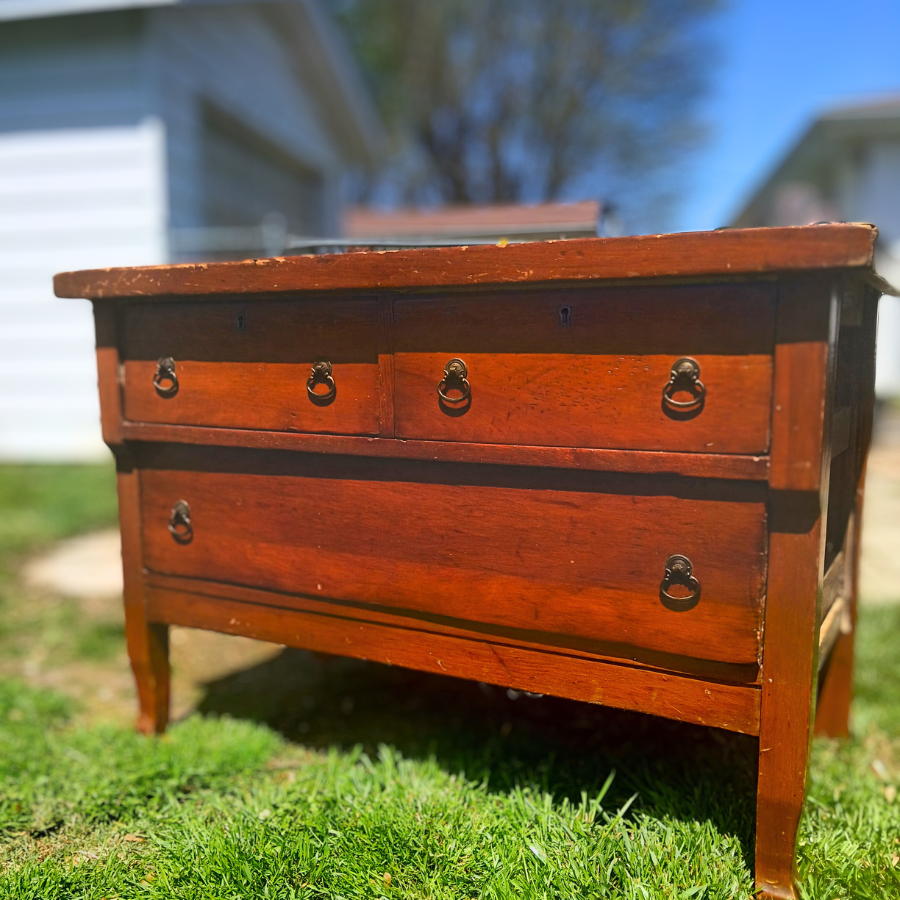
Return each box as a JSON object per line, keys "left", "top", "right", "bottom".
{"left": 122, "top": 299, "right": 380, "bottom": 435}
{"left": 393, "top": 285, "right": 775, "bottom": 452}
{"left": 140, "top": 455, "right": 767, "bottom": 667}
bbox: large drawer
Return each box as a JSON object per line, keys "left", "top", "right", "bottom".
{"left": 139, "top": 452, "right": 767, "bottom": 667}
{"left": 393, "top": 285, "right": 775, "bottom": 452}
{"left": 121, "top": 299, "right": 380, "bottom": 435}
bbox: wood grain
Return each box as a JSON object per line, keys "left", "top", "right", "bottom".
{"left": 138, "top": 457, "right": 768, "bottom": 666}
{"left": 54, "top": 224, "right": 878, "bottom": 300}
{"left": 124, "top": 360, "right": 380, "bottom": 434}
{"left": 377, "top": 296, "right": 395, "bottom": 436}
{"left": 117, "top": 454, "right": 170, "bottom": 735}
{"left": 92, "top": 302, "right": 123, "bottom": 447}
{"left": 120, "top": 298, "right": 380, "bottom": 434}
{"left": 145, "top": 570, "right": 762, "bottom": 685}
{"left": 145, "top": 586, "right": 762, "bottom": 735}
{"left": 755, "top": 278, "right": 836, "bottom": 900}
{"left": 120, "top": 422, "right": 771, "bottom": 480}
{"left": 768, "top": 277, "right": 833, "bottom": 492}
{"left": 393, "top": 287, "right": 773, "bottom": 452}
{"left": 396, "top": 351, "right": 771, "bottom": 452}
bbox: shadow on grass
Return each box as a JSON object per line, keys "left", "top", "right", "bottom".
{"left": 196, "top": 647, "right": 757, "bottom": 865}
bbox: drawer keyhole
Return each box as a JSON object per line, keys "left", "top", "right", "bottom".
{"left": 559, "top": 306, "right": 572, "bottom": 326}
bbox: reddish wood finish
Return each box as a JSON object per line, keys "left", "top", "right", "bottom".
{"left": 93, "top": 303, "right": 124, "bottom": 446}
{"left": 121, "top": 299, "right": 380, "bottom": 435}
{"left": 138, "top": 458, "right": 767, "bottom": 666}
{"left": 814, "top": 286, "right": 878, "bottom": 738}
{"left": 62, "top": 226, "right": 886, "bottom": 899}
{"left": 54, "top": 224, "right": 878, "bottom": 299}
{"left": 117, "top": 454, "right": 170, "bottom": 735}
{"left": 94, "top": 304, "right": 170, "bottom": 734}
{"left": 393, "top": 286, "right": 774, "bottom": 452}
{"left": 120, "top": 422, "right": 771, "bottom": 480}
{"left": 814, "top": 470, "right": 865, "bottom": 739}
{"left": 755, "top": 279, "right": 835, "bottom": 900}
{"left": 145, "top": 586, "right": 762, "bottom": 735}
{"left": 145, "top": 571, "right": 762, "bottom": 685}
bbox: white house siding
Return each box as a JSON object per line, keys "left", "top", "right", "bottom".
{"left": 0, "top": 120, "right": 167, "bottom": 460}
{"left": 851, "top": 141, "right": 900, "bottom": 398}
{"left": 0, "top": 2, "right": 375, "bottom": 459}
{"left": 147, "top": 4, "right": 340, "bottom": 242}
{"left": 0, "top": 10, "right": 166, "bottom": 460}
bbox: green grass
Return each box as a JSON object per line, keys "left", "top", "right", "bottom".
{"left": 0, "top": 464, "right": 123, "bottom": 666}
{"left": 0, "top": 464, "right": 117, "bottom": 561}
{"left": 0, "top": 465, "right": 898, "bottom": 898}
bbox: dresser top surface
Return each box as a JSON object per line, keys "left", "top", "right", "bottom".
{"left": 55, "top": 223, "right": 891, "bottom": 301}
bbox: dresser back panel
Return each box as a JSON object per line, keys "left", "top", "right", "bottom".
{"left": 139, "top": 453, "right": 767, "bottom": 667}
{"left": 121, "top": 299, "right": 381, "bottom": 435}
{"left": 394, "top": 286, "right": 775, "bottom": 452}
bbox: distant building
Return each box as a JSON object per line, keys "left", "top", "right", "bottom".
{"left": 344, "top": 201, "right": 605, "bottom": 244}
{"left": 0, "top": 0, "right": 381, "bottom": 460}
{"left": 731, "top": 96, "right": 900, "bottom": 397}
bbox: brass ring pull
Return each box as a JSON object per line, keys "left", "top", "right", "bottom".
{"left": 438, "top": 358, "right": 471, "bottom": 405}
{"left": 307, "top": 359, "right": 336, "bottom": 404}
{"left": 168, "top": 500, "right": 193, "bottom": 545}
{"left": 153, "top": 357, "right": 178, "bottom": 398}
{"left": 660, "top": 554, "right": 700, "bottom": 611}
{"left": 662, "top": 357, "right": 705, "bottom": 411}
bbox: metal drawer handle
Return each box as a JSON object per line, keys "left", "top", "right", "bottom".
{"left": 438, "top": 358, "right": 471, "bottom": 405}
{"left": 662, "top": 357, "right": 705, "bottom": 411}
{"left": 660, "top": 554, "right": 700, "bottom": 611}
{"left": 307, "top": 359, "right": 336, "bottom": 405}
{"left": 168, "top": 500, "right": 193, "bottom": 545}
{"left": 153, "top": 357, "right": 178, "bottom": 398}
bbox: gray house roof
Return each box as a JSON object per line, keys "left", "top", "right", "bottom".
{"left": 0, "top": 0, "right": 384, "bottom": 164}
{"left": 732, "top": 96, "right": 900, "bottom": 228}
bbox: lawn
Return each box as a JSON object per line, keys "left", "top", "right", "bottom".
{"left": 0, "top": 466, "right": 898, "bottom": 899}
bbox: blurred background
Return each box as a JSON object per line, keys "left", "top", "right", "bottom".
{"left": 1, "top": 7, "right": 899, "bottom": 894}
{"left": 0, "top": 0, "right": 899, "bottom": 717}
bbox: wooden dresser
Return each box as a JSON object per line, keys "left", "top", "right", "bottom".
{"left": 56, "top": 224, "right": 891, "bottom": 899}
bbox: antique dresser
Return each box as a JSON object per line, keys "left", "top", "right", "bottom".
{"left": 56, "top": 224, "right": 891, "bottom": 899}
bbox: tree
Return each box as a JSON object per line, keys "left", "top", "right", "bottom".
{"left": 328, "top": 0, "right": 721, "bottom": 231}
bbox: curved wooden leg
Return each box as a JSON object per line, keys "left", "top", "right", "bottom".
{"left": 755, "top": 525, "right": 821, "bottom": 899}
{"left": 118, "top": 461, "right": 170, "bottom": 734}
{"left": 814, "top": 630, "right": 854, "bottom": 739}
{"left": 128, "top": 619, "right": 170, "bottom": 735}
{"left": 815, "top": 474, "right": 865, "bottom": 738}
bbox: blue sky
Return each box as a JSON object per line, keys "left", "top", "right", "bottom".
{"left": 674, "top": 0, "right": 900, "bottom": 233}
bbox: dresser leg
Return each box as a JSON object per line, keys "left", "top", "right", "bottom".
{"left": 813, "top": 630, "right": 854, "bottom": 738}
{"left": 754, "top": 522, "right": 822, "bottom": 899}
{"left": 117, "top": 459, "right": 171, "bottom": 735}
{"left": 127, "top": 619, "right": 170, "bottom": 735}
{"left": 815, "top": 475, "right": 865, "bottom": 738}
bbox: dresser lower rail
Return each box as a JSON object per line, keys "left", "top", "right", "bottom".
{"left": 122, "top": 421, "right": 770, "bottom": 481}
{"left": 144, "top": 580, "right": 762, "bottom": 736}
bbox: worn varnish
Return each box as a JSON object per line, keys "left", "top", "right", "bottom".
{"left": 122, "top": 299, "right": 381, "bottom": 434}
{"left": 138, "top": 457, "right": 768, "bottom": 666}
{"left": 60, "top": 225, "right": 890, "bottom": 900}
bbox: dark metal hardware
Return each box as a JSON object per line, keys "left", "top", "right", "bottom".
{"left": 438, "top": 358, "right": 471, "bottom": 405}
{"left": 153, "top": 357, "right": 178, "bottom": 398}
{"left": 559, "top": 305, "right": 572, "bottom": 326}
{"left": 168, "top": 500, "right": 193, "bottom": 544}
{"left": 307, "top": 359, "right": 336, "bottom": 404}
{"left": 662, "top": 357, "right": 705, "bottom": 412}
{"left": 660, "top": 554, "right": 701, "bottom": 611}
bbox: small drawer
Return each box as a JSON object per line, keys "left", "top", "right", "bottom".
{"left": 393, "top": 285, "right": 775, "bottom": 453}
{"left": 139, "top": 453, "right": 767, "bottom": 668}
{"left": 121, "top": 299, "right": 380, "bottom": 435}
